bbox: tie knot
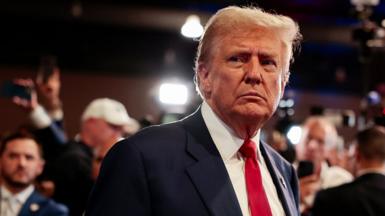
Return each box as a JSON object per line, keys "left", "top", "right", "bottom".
{"left": 239, "top": 139, "right": 257, "bottom": 159}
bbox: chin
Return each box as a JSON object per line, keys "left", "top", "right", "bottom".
{"left": 236, "top": 106, "right": 270, "bottom": 120}
{"left": 9, "top": 180, "right": 30, "bottom": 188}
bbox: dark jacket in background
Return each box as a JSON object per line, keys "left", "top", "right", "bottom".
{"left": 17, "top": 189, "right": 68, "bottom": 216}
{"left": 49, "top": 140, "right": 94, "bottom": 216}
{"left": 312, "top": 173, "right": 385, "bottom": 216}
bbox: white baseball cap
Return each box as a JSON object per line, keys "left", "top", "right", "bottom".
{"left": 81, "top": 98, "right": 131, "bottom": 126}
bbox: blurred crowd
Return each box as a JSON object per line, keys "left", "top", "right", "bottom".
{"left": 0, "top": 60, "right": 147, "bottom": 216}
{"left": 268, "top": 113, "right": 385, "bottom": 216}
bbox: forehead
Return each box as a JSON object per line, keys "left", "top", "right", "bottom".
{"left": 3, "top": 138, "right": 40, "bottom": 155}
{"left": 216, "top": 27, "right": 284, "bottom": 53}
{"left": 307, "top": 123, "right": 327, "bottom": 138}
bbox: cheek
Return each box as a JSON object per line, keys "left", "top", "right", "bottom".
{"left": 31, "top": 163, "right": 44, "bottom": 177}
{"left": 266, "top": 77, "right": 284, "bottom": 107}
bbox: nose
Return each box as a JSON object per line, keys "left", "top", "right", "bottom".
{"left": 244, "top": 56, "right": 262, "bottom": 85}
{"left": 17, "top": 156, "right": 27, "bottom": 167}
{"left": 307, "top": 139, "right": 319, "bottom": 151}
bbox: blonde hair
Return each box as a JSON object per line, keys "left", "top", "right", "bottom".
{"left": 194, "top": 6, "right": 302, "bottom": 96}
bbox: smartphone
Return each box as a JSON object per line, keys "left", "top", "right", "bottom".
{"left": 297, "top": 160, "right": 314, "bottom": 178}
{"left": 0, "top": 80, "right": 32, "bottom": 100}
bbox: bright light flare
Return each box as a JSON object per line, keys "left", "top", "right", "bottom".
{"left": 181, "top": 15, "right": 203, "bottom": 38}
{"left": 159, "top": 83, "right": 188, "bottom": 105}
{"left": 287, "top": 125, "right": 302, "bottom": 145}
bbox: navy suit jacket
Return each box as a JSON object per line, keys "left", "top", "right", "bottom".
{"left": 312, "top": 173, "right": 385, "bottom": 216}
{"left": 85, "top": 109, "right": 300, "bottom": 216}
{"left": 18, "top": 190, "right": 68, "bottom": 216}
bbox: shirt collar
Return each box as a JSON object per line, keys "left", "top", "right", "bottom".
{"left": 357, "top": 167, "right": 385, "bottom": 177}
{"left": 201, "top": 101, "right": 261, "bottom": 161}
{"left": 1, "top": 185, "right": 35, "bottom": 204}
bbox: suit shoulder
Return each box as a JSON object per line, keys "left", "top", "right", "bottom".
{"left": 316, "top": 181, "right": 356, "bottom": 200}
{"left": 27, "top": 191, "right": 69, "bottom": 216}
{"left": 112, "top": 121, "right": 187, "bottom": 153}
{"left": 42, "top": 200, "right": 69, "bottom": 215}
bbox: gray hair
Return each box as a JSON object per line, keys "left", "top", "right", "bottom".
{"left": 194, "top": 6, "right": 302, "bottom": 97}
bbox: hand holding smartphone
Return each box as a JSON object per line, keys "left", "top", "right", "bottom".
{"left": 297, "top": 160, "right": 314, "bottom": 178}
{"left": 0, "top": 80, "right": 32, "bottom": 101}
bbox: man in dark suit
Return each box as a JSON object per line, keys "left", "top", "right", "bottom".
{"left": 311, "top": 126, "right": 385, "bottom": 216}
{"left": 0, "top": 132, "right": 68, "bottom": 216}
{"left": 86, "top": 5, "right": 302, "bottom": 216}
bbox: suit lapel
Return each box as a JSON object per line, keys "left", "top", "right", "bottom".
{"left": 182, "top": 109, "right": 243, "bottom": 216}
{"left": 18, "top": 190, "right": 44, "bottom": 216}
{"left": 260, "top": 142, "right": 297, "bottom": 216}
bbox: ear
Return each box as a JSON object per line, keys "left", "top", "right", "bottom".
{"left": 279, "top": 75, "right": 287, "bottom": 99}
{"left": 197, "top": 62, "right": 211, "bottom": 97}
{"left": 36, "top": 159, "right": 45, "bottom": 176}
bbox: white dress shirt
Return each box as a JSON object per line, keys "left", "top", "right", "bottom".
{"left": 201, "top": 102, "right": 285, "bottom": 216}
{"left": 0, "top": 185, "right": 35, "bottom": 216}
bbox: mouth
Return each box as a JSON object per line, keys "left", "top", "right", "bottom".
{"left": 13, "top": 170, "right": 28, "bottom": 176}
{"left": 239, "top": 91, "right": 266, "bottom": 101}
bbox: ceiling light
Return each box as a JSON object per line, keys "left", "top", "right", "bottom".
{"left": 181, "top": 15, "right": 203, "bottom": 38}
{"left": 159, "top": 83, "right": 188, "bottom": 105}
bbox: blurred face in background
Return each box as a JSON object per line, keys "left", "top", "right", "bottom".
{"left": 302, "top": 123, "right": 327, "bottom": 165}
{"left": 0, "top": 138, "right": 44, "bottom": 190}
{"left": 81, "top": 118, "right": 119, "bottom": 148}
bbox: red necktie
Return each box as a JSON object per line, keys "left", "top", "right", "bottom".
{"left": 239, "top": 139, "right": 273, "bottom": 216}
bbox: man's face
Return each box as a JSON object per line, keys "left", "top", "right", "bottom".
{"left": 199, "top": 28, "right": 287, "bottom": 128}
{"left": 303, "top": 124, "right": 327, "bottom": 164}
{"left": 0, "top": 138, "right": 44, "bottom": 189}
{"left": 81, "top": 118, "right": 116, "bottom": 148}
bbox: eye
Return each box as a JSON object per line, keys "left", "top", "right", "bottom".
{"left": 260, "top": 57, "right": 278, "bottom": 71}
{"left": 229, "top": 56, "right": 242, "bottom": 62}
{"left": 227, "top": 53, "right": 250, "bottom": 66}
{"left": 260, "top": 59, "right": 276, "bottom": 66}
{"left": 25, "top": 154, "right": 35, "bottom": 161}
{"left": 8, "top": 153, "right": 18, "bottom": 159}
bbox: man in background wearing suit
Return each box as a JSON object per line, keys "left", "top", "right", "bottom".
{"left": 311, "top": 125, "right": 385, "bottom": 216}
{"left": 0, "top": 132, "right": 68, "bottom": 216}
{"left": 86, "top": 5, "right": 302, "bottom": 216}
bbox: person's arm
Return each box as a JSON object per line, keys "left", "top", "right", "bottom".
{"left": 298, "top": 174, "right": 321, "bottom": 215}
{"left": 12, "top": 79, "right": 67, "bottom": 165}
{"left": 85, "top": 139, "right": 152, "bottom": 216}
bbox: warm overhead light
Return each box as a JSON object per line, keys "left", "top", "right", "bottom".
{"left": 159, "top": 83, "right": 188, "bottom": 105}
{"left": 181, "top": 15, "right": 203, "bottom": 38}
{"left": 287, "top": 125, "right": 302, "bottom": 145}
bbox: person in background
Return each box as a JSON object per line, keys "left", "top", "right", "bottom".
{"left": 92, "top": 115, "right": 140, "bottom": 181}
{"left": 12, "top": 56, "right": 67, "bottom": 151}
{"left": 10, "top": 57, "right": 67, "bottom": 199}
{"left": 48, "top": 98, "right": 132, "bottom": 216}
{"left": 311, "top": 125, "right": 385, "bottom": 216}
{"left": 0, "top": 132, "right": 68, "bottom": 216}
{"left": 86, "top": 6, "right": 302, "bottom": 216}
{"left": 295, "top": 116, "right": 353, "bottom": 215}
{"left": 268, "top": 130, "right": 296, "bottom": 164}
